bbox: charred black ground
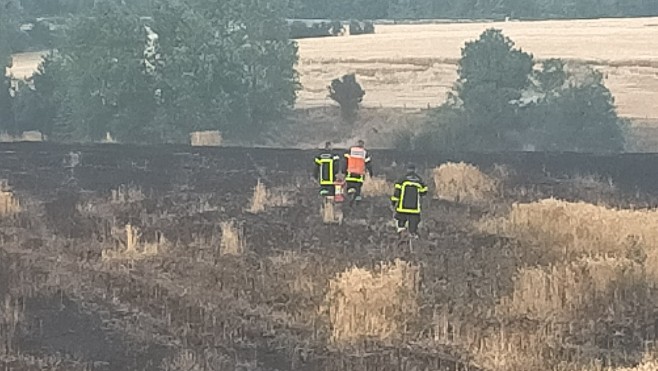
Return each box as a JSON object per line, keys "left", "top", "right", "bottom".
{"left": 1, "top": 143, "right": 658, "bottom": 371}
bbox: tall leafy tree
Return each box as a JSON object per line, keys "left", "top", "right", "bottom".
{"left": 527, "top": 62, "right": 626, "bottom": 152}
{"left": 46, "top": 0, "right": 157, "bottom": 142}
{"left": 328, "top": 73, "right": 365, "bottom": 122}
{"left": 152, "top": 0, "right": 300, "bottom": 141}
{"left": 13, "top": 54, "right": 63, "bottom": 137}
{"left": 0, "top": 0, "right": 22, "bottom": 134}
{"left": 452, "top": 28, "right": 533, "bottom": 150}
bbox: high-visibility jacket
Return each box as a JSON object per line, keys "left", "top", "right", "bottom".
{"left": 390, "top": 172, "right": 428, "bottom": 214}
{"left": 314, "top": 152, "right": 341, "bottom": 186}
{"left": 344, "top": 146, "right": 372, "bottom": 183}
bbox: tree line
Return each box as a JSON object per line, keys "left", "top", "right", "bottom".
{"left": 1, "top": 0, "right": 300, "bottom": 143}
{"left": 12, "top": 0, "right": 658, "bottom": 19}
{"left": 0, "top": 0, "right": 631, "bottom": 151}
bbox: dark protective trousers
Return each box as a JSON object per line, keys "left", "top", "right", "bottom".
{"left": 395, "top": 212, "right": 421, "bottom": 234}
{"left": 319, "top": 185, "right": 335, "bottom": 196}
{"left": 346, "top": 181, "right": 363, "bottom": 199}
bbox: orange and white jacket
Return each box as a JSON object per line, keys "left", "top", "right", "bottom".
{"left": 344, "top": 146, "right": 373, "bottom": 182}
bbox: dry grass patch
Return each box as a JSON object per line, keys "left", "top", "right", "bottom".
{"left": 0, "top": 189, "right": 20, "bottom": 217}
{"left": 190, "top": 130, "right": 222, "bottom": 147}
{"left": 433, "top": 162, "right": 500, "bottom": 203}
{"left": 497, "top": 256, "right": 643, "bottom": 321}
{"left": 220, "top": 221, "right": 245, "bottom": 256}
{"left": 321, "top": 199, "right": 343, "bottom": 224}
{"left": 362, "top": 176, "right": 392, "bottom": 197}
{"left": 587, "top": 358, "right": 658, "bottom": 371}
{"left": 110, "top": 184, "right": 145, "bottom": 204}
{"left": 326, "top": 259, "right": 419, "bottom": 347}
{"left": 474, "top": 198, "right": 658, "bottom": 371}
{"left": 0, "top": 131, "right": 43, "bottom": 142}
{"left": 102, "top": 224, "right": 164, "bottom": 261}
{"left": 248, "top": 180, "right": 268, "bottom": 213}
{"left": 247, "top": 180, "right": 291, "bottom": 213}
{"left": 473, "top": 255, "right": 647, "bottom": 371}
{"left": 479, "top": 198, "right": 658, "bottom": 264}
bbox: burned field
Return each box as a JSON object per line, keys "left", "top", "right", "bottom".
{"left": 3, "top": 143, "right": 658, "bottom": 371}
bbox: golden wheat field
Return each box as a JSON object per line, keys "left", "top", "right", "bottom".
{"left": 296, "top": 17, "right": 658, "bottom": 120}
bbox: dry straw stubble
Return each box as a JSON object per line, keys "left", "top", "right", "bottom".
{"left": 321, "top": 198, "right": 342, "bottom": 224}
{"left": 474, "top": 198, "right": 658, "bottom": 370}
{"left": 220, "top": 221, "right": 245, "bottom": 256}
{"left": 497, "top": 256, "right": 643, "bottom": 321}
{"left": 0, "top": 190, "right": 20, "bottom": 217}
{"left": 248, "top": 179, "right": 290, "bottom": 214}
{"left": 580, "top": 353, "right": 658, "bottom": 371}
{"left": 479, "top": 198, "right": 658, "bottom": 266}
{"left": 0, "top": 180, "right": 20, "bottom": 216}
{"left": 111, "top": 184, "right": 145, "bottom": 204}
{"left": 433, "top": 162, "right": 500, "bottom": 203}
{"left": 362, "top": 176, "right": 392, "bottom": 197}
{"left": 103, "top": 224, "right": 164, "bottom": 261}
{"left": 327, "top": 259, "right": 419, "bottom": 347}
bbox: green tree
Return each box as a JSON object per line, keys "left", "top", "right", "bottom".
{"left": 12, "top": 54, "right": 68, "bottom": 138}
{"left": 44, "top": 0, "right": 157, "bottom": 142}
{"left": 328, "top": 73, "right": 365, "bottom": 122}
{"left": 451, "top": 28, "right": 533, "bottom": 150}
{"left": 0, "top": 0, "right": 21, "bottom": 134}
{"left": 535, "top": 58, "right": 567, "bottom": 94}
{"left": 151, "top": 0, "right": 300, "bottom": 142}
{"left": 527, "top": 63, "right": 625, "bottom": 152}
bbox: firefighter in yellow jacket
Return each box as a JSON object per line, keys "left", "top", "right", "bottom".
{"left": 313, "top": 141, "right": 341, "bottom": 196}
{"left": 343, "top": 139, "right": 373, "bottom": 204}
{"left": 390, "top": 163, "right": 428, "bottom": 238}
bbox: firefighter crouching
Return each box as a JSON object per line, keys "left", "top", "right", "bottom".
{"left": 390, "top": 163, "right": 428, "bottom": 239}
{"left": 344, "top": 139, "right": 373, "bottom": 204}
{"left": 314, "top": 141, "right": 341, "bottom": 196}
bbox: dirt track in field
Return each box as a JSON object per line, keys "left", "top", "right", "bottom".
{"left": 2, "top": 143, "right": 658, "bottom": 370}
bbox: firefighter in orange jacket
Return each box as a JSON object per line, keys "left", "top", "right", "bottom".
{"left": 390, "top": 163, "right": 428, "bottom": 239}
{"left": 344, "top": 139, "right": 373, "bottom": 203}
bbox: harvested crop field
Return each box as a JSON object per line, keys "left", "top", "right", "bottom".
{"left": 296, "top": 17, "right": 658, "bottom": 120}
{"left": 4, "top": 142, "right": 658, "bottom": 370}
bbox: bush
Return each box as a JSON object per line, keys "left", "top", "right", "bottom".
{"left": 328, "top": 73, "right": 365, "bottom": 122}
{"left": 349, "top": 20, "right": 375, "bottom": 35}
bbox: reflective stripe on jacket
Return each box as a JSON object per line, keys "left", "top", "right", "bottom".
{"left": 314, "top": 153, "right": 340, "bottom": 185}
{"left": 391, "top": 173, "right": 428, "bottom": 214}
